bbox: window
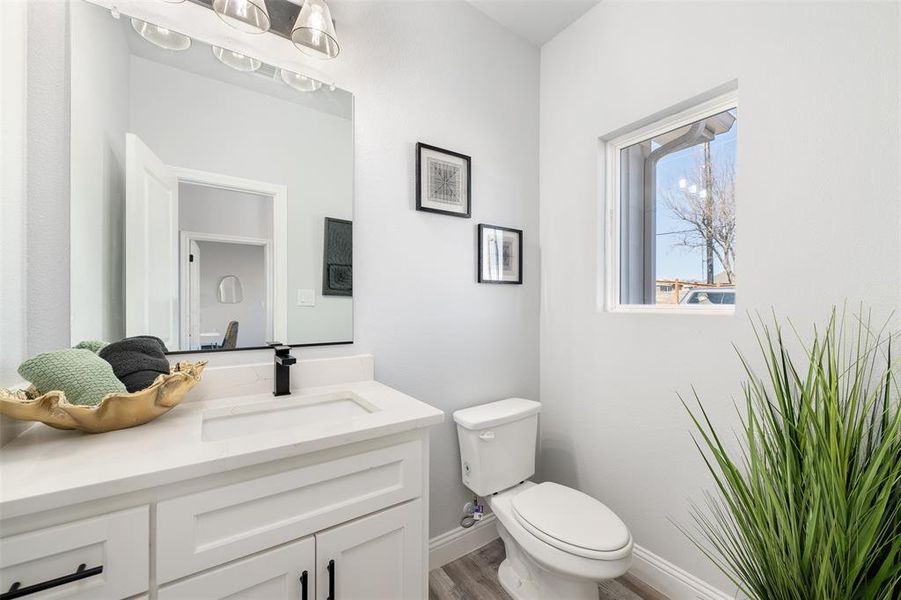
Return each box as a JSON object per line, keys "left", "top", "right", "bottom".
{"left": 605, "top": 92, "right": 737, "bottom": 312}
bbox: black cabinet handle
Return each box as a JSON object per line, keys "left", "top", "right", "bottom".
{"left": 1, "top": 563, "right": 103, "bottom": 600}
{"left": 326, "top": 559, "right": 335, "bottom": 600}
{"left": 299, "top": 570, "right": 308, "bottom": 600}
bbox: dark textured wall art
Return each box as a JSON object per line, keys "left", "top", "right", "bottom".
{"left": 323, "top": 217, "right": 352, "bottom": 296}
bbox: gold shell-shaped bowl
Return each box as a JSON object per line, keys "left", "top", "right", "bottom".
{"left": 0, "top": 361, "right": 206, "bottom": 434}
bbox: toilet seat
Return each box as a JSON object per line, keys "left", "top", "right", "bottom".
{"left": 511, "top": 482, "right": 631, "bottom": 560}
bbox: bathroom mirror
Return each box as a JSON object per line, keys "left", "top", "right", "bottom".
{"left": 69, "top": 0, "right": 353, "bottom": 353}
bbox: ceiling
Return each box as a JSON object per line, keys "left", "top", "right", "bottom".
{"left": 466, "top": 0, "right": 602, "bottom": 46}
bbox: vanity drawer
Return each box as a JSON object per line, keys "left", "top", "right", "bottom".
{"left": 0, "top": 506, "right": 149, "bottom": 600}
{"left": 156, "top": 441, "right": 422, "bottom": 583}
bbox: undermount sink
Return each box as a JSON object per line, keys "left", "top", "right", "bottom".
{"left": 201, "top": 391, "right": 378, "bottom": 442}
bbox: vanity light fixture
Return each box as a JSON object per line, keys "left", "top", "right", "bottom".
{"left": 212, "top": 46, "right": 262, "bottom": 72}
{"left": 291, "top": 0, "right": 340, "bottom": 59}
{"left": 130, "top": 18, "right": 192, "bottom": 51}
{"left": 212, "top": 0, "right": 271, "bottom": 34}
{"left": 279, "top": 68, "right": 322, "bottom": 92}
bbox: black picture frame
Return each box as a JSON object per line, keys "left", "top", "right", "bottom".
{"left": 415, "top": 142, "right": 472, "bottom": 218}
{"left": 322, "top": 217, "right": 352, "bottom": 297}
{"left": 478, "top": 224, "right": 523, "bottom": 285}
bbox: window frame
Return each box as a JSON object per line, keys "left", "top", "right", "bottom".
{"left": 603, "top": 91, "right": 738, "bottom": 315}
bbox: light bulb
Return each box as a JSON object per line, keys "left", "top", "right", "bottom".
{"left": 212, "top": 46, "right": 262, "bottom": 72}
{"left": 130, "top": 18, "right": 191, "bottom": 51}
{"left": 212, "top": 0, "right": 271, "bottom": 34}
{"left": 279, "top": 68, "right": 322, "bottom": 92}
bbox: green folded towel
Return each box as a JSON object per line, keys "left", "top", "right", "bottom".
{"left": 18, "top": 349, "right": 126, "bottom": 406}
{"left": 74, "top": 340, "right": 108, "bottom": 354}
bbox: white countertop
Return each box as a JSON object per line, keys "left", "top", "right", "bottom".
{"left": 0, "top": 366, "right": 443, "bottom": 519}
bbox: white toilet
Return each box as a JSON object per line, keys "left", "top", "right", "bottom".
{"left": 454, "top": 398, "right": 633, "bottom": 600}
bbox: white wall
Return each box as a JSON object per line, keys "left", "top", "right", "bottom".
{"left": 196, "top": 241, "right": 268, "bottom": 348}
{"left": 0, "top": 0, "right": 71, "bottom": 445}
{"left": 179, "top": 184, "right": 272, "bottom": 240}
{"left": 128, "top": 55, "right": 353, "bottom": 345}
{"left": 69, "top": 0, "right": 129, "bottom": 345}
{"left": 25, "top": 0, "right": 69, "bottom": 360}
{"left": 0, "top": 0, "right": 29, "bottom": 444}
{"left": 539, "top": 0, "right": 900, "bottom": 590}
{"left": 15, "top": 0, "right": 540, "bottom": 539}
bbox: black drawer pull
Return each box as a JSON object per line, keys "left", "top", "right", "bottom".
{"left": 327, "top": 559, "right": 335, "bottom": 600}
{"left": 299, "top": 570, "right": 308, "bottom": 600}
{"left": 1, "top": 563, "right": 103, "bottom": 600}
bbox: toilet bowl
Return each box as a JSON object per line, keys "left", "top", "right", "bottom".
{"left": 453, "top": 399, "right": 633, "bottom": 600}
{"left": 487, "top": 481, "right": 632, "bottom": 600}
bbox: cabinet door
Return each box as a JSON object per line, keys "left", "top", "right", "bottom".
{"left": 315, "top": 500, "right": 422, "bottom": 600}
{"left": 158, "top": 537, "right": 314, "bottom": 600}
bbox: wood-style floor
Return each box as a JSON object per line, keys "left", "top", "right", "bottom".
{"left": 428, "top": 539, "right": 662, "bottom": 600}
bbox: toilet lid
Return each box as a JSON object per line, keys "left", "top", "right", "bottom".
{"left": 512, "top": 482, "right": 631, "bottom": 555}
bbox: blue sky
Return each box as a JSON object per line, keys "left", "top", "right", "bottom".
{"left": 654, "top": 113, "right": 737, "bottom": 282}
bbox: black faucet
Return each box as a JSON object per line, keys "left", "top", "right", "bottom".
{"left": 270, "top": 344, "right": 296, "bottom": 396}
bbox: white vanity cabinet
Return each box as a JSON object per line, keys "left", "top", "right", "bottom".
{"left": 0, "top": 358, "right": 443, "bottom": 600}
{"left": 0, "top": 435, "right": 434, "bottom": 600}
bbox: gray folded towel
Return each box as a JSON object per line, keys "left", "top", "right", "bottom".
{"left": 99, "top": 336, "right": 170, "bottom": 393}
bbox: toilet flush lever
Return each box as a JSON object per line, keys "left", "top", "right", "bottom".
{"left": 478, "top": 430, "right": 495, "bottom": 441}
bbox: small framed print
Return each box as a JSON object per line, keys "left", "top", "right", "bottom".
{"left": 416, "top": 142, "right": 471, "bottom": 218}
{"left": 478, "top": 224, "right": 523, "bottom": 284}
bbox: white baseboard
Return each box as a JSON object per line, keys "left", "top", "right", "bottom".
{"left": 429, "top": 514, "right": 499, "bottom": 571}
{"left": 629, "top": 544, "right": 733, "bottom": 600}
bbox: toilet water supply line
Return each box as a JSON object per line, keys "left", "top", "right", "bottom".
{"left": 460, "top": 496, "right": 484, "bottom": 528}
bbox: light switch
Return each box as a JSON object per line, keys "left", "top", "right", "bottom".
{"left": 297, "top": 289, "right": 315, "bottom": 307}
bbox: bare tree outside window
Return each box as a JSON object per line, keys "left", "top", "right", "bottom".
{"left": 661, "top": 152, "right": 736, "bottom": 284}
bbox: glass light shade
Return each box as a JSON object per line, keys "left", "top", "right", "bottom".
{"left": 130, "top": 18, "right": 191, "bottom": 51}
{"left": 279, "top": 68, "right": 322, "bottom": 92}
{"left": 212, "top": 46, "right": 262, "bottom": 72}
{"left": 291, "top": 0, "right": 339, "bottom": 59}
{"left": 212, "top": 0, "right": 271, "bottom": 34}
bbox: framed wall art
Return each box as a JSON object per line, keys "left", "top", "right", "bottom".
{"left": 416, "top": 142, "right": 471, "bottom": 218}
{"left": 478, "top": 224, "right": 522, "bottom": 284}
{"left": 322, "top": 217, "right": 352, "bottom": 296}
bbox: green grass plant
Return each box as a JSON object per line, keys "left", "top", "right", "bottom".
{"left": 682, "top": 310, "right": 901, "bottom": 599}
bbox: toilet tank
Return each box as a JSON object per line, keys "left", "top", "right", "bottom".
{"left": 453, "top": 398, "right": 541, "bottom": 497}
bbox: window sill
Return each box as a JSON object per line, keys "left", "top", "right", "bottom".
{"left": 607, "top": 304, "right": 736, "bottom": 316}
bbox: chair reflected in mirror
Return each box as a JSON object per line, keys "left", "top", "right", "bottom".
{"left": 200, "top": 320, "right": 239, "bottom": 350}
{"left": 221, "top": 321, "right": 239, "bottom": 350}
